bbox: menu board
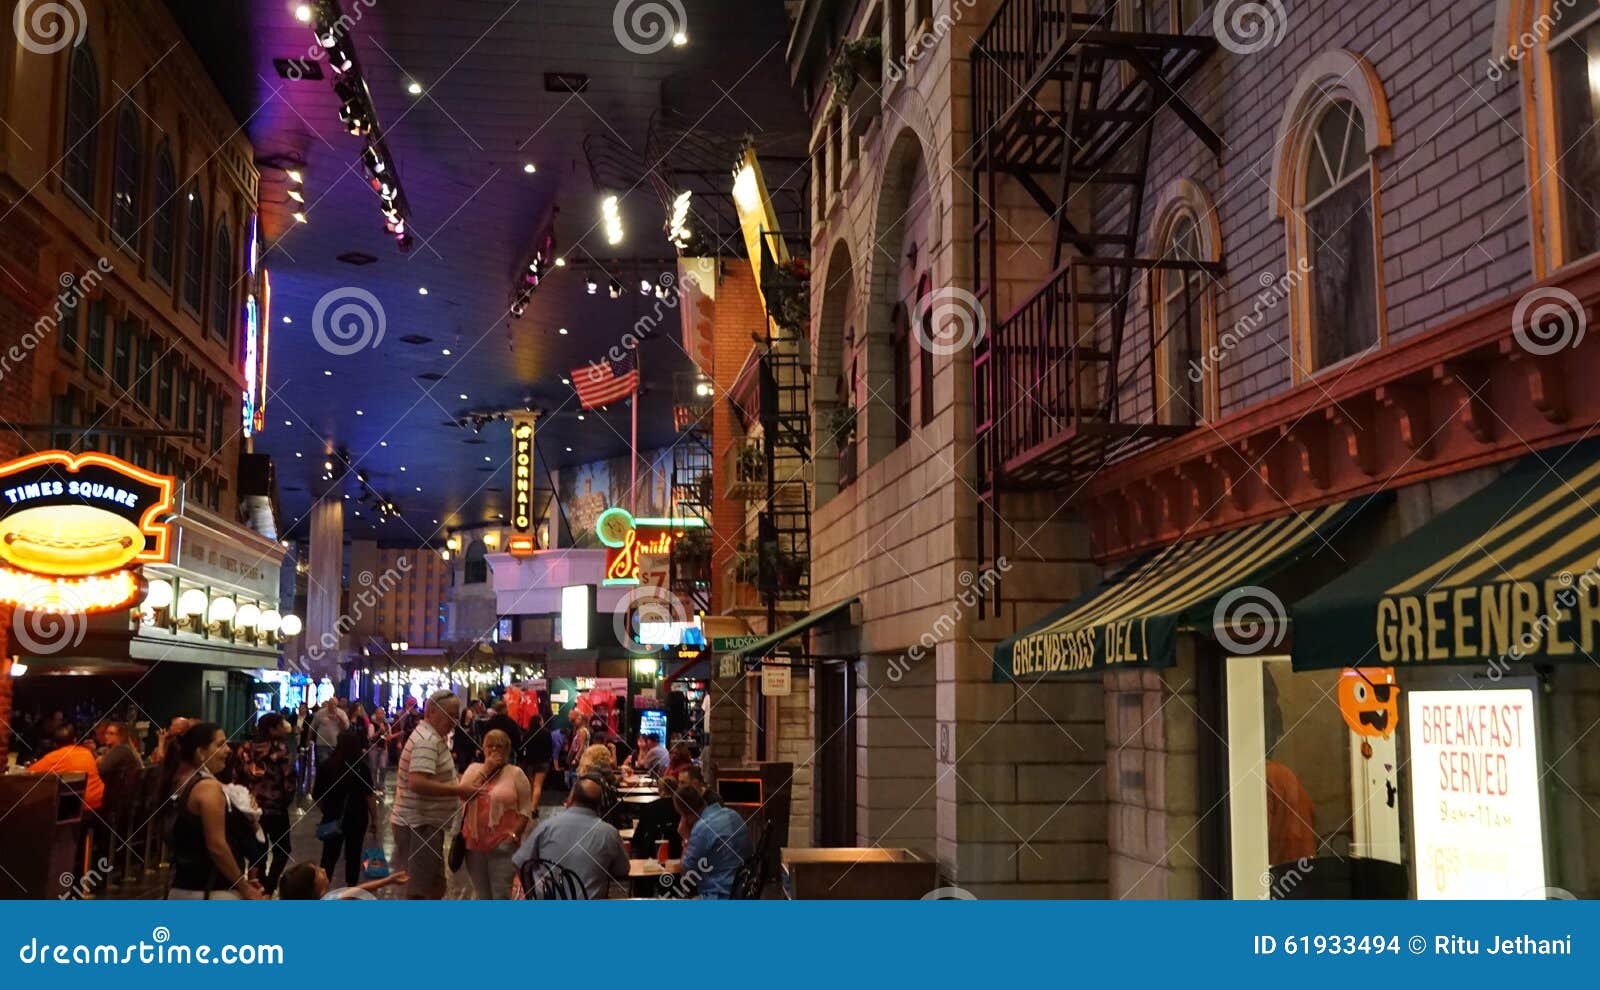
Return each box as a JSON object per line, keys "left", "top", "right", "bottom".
{"left": 1406, "top": 688, "right": 1545, "bottom": 899}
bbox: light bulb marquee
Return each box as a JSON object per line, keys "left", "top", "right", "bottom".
{"left": 0, "top": 451, "right": 174, "bottom": 613}
{"left": 509, "top": 413, "right": 537, "bottom": 556}
{"left": 594, "top": 507, "right": 707, "bottom": 586}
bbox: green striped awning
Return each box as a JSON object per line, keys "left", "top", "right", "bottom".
{"left": 1293, "top": 441, "right": 1600, "bottom": 670}
{"left": 994, "top": 499, "right": 1372, "bottom": 680}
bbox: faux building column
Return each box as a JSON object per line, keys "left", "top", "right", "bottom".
{"left": 303, "top": 496, "right": 344, "bottom": 678}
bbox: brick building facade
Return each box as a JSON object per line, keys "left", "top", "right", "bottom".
{"left": 786, "top": 0, "right": 1600, "bottom": 898}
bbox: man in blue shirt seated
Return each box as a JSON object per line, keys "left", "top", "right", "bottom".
{"left": 674, "top": 783, "right": 752, "bottom": 899}
{"left": 512, "top": 775, "right": 630, "bottom": 899}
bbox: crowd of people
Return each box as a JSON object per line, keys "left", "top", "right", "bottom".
{"left": 16, "top": 689, "right": 751, "bottom": 900}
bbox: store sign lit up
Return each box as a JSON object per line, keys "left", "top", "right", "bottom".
{"left": 0, "top": 451, "right": 173, "bottom": 613}
{"left": 595, "top": 507, "right": 706, "bottom": 586}
{"left": 509, "top": 414, "right": 536, "bottom": 556}
{"left": 1407, "top": 688, "right": 1545, "bottom": 899}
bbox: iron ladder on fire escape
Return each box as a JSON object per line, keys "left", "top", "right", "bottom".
{"left": 669, "top": 379, "right": 714, "bottom": 615}
{"left": 757, "top": 231, "right": 812, "bottom": 632}
{"left": 970, "top": 0, "right": 1222, "bottom": 613}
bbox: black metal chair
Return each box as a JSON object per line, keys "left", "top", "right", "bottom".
{"left": 516, "top": 858, "right": 587, "bottom": 900}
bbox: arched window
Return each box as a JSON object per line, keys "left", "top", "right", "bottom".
{"left": 890, "top": 301, "right": 911, "bottom": 446}
{"left": 1272, "top": 54, "right": 1391, "bottom": 378}
{"left": 464, "top": 541, "right": 489, "bottom": 584}
{"left": 1158, "top": 215, "right": 1208, "bottom": 424}
{"left": 182, "top": 187, "right": 205, "bottom": 313}
{"left": 150, "top": 146, "right": 178, "bottom": 285}
{"left": 1538, "top": 4, "right": 1600, "bottom": 267}
{"left": 1299, "top": 100, "right": 1379, "bottom": 370}
{"left": 63, "top": 42, "right": 100, "bottom": 206}
{"left": 209, "top": 220, "right": 233, "bottom": 340}
{"left": 111, "top": 103, "right": 143, "bottom": 251}
{"left": 916, "top": 272, "right": 934, "bottom": 426}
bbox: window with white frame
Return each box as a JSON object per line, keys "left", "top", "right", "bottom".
{"left": 1299, "top": 99, "right": 1380, "bottom": 371}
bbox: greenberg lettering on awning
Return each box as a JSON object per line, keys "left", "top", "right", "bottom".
{"left": 995, "top": 499, "right": 1374, "bottom": 680}
{"left": 1293, "top": 441, "right": 1600, "bottom": 670}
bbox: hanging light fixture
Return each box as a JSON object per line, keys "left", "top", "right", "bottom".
{"left": 601, "top": 194, "right": 624, "bottom": 245}
{"left": 278, "top": 614, "right": 304, "bottom": 638}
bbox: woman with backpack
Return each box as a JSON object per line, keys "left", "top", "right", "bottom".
{"left": 313, "top": 728, "right": 380, "bottom": 890}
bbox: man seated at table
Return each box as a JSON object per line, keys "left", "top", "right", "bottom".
{"left": 673, "top": 783, "right": 751, "bottom": 899}
{"left": 624, "top": 732, "right": 670, "bottom": 777}
{"left": 512, "top": 774, "right": 629, "bottom": 898}
{"left": 630, "top": 776, "right": 685, "bottom": 860}
{"left": 28, "top": 724, "right": 105, "bottom": 812}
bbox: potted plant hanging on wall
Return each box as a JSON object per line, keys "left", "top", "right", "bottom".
{"left": 829, "top": 36, "right": 883, "bottom": 114}
{"left": 762, "top": 256, "right": 810, "bottom": 333}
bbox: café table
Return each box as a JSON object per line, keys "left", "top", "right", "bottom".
{"left": 627, "top": 857, "right": 682, "bottom": 898}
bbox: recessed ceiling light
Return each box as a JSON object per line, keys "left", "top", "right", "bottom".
{"left": 400, "top": 466, "right": 407, "bottom": 471}
{"left": 441, "top": 347, "right": 451, "bottom": 356}
{"left": 577, "top": 414, "right": 585, "bottom": 420}
{"left": 418, "top": 287, "right": 429, "bottom": 295}
{"left": 672, "top": 31, "right": 688, "bottom": 46}
{"left": 416, "top": 486, "right": 422, "bottom": 492}
{"left": 561, "top": 377, "right": 570, "bottom": 385}
{"left": 295, "top": 452, "right": 303, "bottom": 458}
{"left": 284, "top": 419, "right": 292, "bottom": 426}
{"left": 523, "top": 163, "right": 537, "bottom": 174}
{"left": 407, "top": 80, "right": 423, "bottom": 95}
{"left": 380, "top": 441, "right": 388, "bottom": 447}
{"left": 356, "top": 409, "right": 364, "bottom": 415}
{"left": 282, "top": 315, "right": 292, "bottom": 324}
{"left": 483, "top": 456, "right": 492, "bottom": 462}
{"left": 323, "top": 370, "right": 332, "bottom": 376}
{"left": 565, "top": 446, "right": 572, "bottom": 452}
{"left": 354, "top": 511, "right": 361, "bottom": 517}
{"left": 459, "top": 393, "right": 468, "bottom": 400}
{"left": 294, "top": 4, "right": 313, "bottom": 24}
{"left": 558, "top": 327, "right": 568, "bottom": 335}
{"left": 343, "top": 494, "right": 350, "bottom": 500}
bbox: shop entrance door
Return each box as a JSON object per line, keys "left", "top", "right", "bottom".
{"left": 814, "top": 660, "right": 856, "bottom": 846}
{"left": 1226, "top": 656, "right": 1401, "bottom": 899}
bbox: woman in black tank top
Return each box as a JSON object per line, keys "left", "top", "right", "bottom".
{"left": 164, "top": 722, "right": 263, "bottom": 900}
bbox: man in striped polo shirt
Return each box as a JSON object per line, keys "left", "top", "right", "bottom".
{"left": 390, "top": 689, "right": 475, "bottom": 899}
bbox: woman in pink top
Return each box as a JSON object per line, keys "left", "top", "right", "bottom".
{"left": 459, "top": 729, "right": 532, "bottom": 899}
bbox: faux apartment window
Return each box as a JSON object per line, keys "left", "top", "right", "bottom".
{"left": 111, "top": 104, "right": 143, "bottom": 252}
{"left": 51, "top": 390, "right": 77, "bottom": 451}
{"left": 1547, "top": 11, "right": 1600, "bottom": 264}
{"left": 151, "top": 147, "right": 178, "bottom": 285}
{"left": 210, "top": 222, "right": 232, "bottom": 340}
{"left": 1300, "top": 100, "right": 1380, "bottom": 372}
{"left": 84, "top": 299, "right": 107, "bottom": 375}
{"left": 175, "top": 370, "right": 191, "bottom": 429}
{"left": 57, "top": 290, "right": 80, "bottom": 354}
{"left": 134, "top": 334, "right": 155, "bottom": 406}
{"left": 916, "top": 273, "right": 934, "bottom": 426}
{"left": 157, "top": 354, "right": 174, "bottom": 420}
{"left": 182, "top": 188, "right": 205, "bottom": 313}
{"left": 1157, "top": 215, "right": 1208, "bottom": 425}
{"left": 63, "top": 43, "right": 99, "bottom": 207}
{"left": 890, "top": 301, "right": 912, "bottom": 447}
{"left": 111, "top": 317, "right": 134, "bottom": 388}
{"left": 212, "top": 392, "right": 225, "bottom": 450}
{"left": 193, "top": 378, "right": 209, "bottom": 444}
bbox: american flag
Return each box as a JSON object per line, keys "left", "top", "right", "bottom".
{"left": 570, "top": 351, "right": 638, "bottom": 409}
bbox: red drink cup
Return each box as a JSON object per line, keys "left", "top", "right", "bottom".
{"left": 656, "top": 839, "right": 670, "bottom": 864}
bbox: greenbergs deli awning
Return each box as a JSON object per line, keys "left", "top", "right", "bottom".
{"left": 730, "top": 598, "right": 857, "bottom": 667}
{"left": 1294, "top": 441, "right": 1600, "bottom": 670}
{"left": 995, "top": 500, "right": 1374, "bottom": 680}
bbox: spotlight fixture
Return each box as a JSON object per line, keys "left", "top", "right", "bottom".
{"left": 407, "top": 80, "right": 423, "bottom": 95}
{"left": 639, "top": 278, "right": 651, "bottom": 296}
{"left": 586, "top": 278, "right": 598, "bottom": 295}
{"left": 523, "top": 163, "right": 537, "bottom": 174}
{"left": 608, "top": 280, "right": 624, "bottom": 300}
{"left": 294, "top": 4, "right": 313, "bottom": 23}
{"left": 601, "top": 194, "right": 623, "bottom": 245}
{"left": 292, "top": 211, "right": 308, "bottom": 224}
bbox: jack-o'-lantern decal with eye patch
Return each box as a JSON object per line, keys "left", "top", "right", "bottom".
{"left": 1338, "top": 667, "right": 1399, "bottom": 739}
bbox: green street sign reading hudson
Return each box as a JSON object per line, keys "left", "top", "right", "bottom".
{"left": 712, "top": 635, "right": 762, "bottom": 653}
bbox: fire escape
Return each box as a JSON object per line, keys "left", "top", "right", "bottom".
{"left": 756, "top": 231, "right": 812, "bottom": 628}
{"left": 669, "top": 376, "right": 713, "bottom": 614}
{"left": 970, "top": 1, "right": 1223, "bottom": 605}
